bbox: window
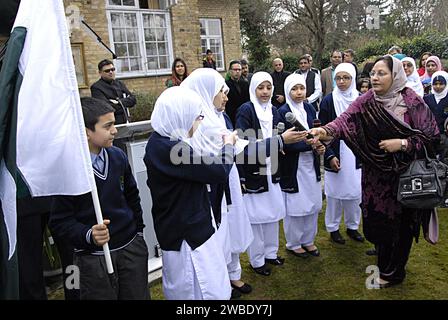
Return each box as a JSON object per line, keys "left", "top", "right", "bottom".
{"left": 200, "top": 18, "right": 224, "bottom": 71}
{"left": 106, "top": 1, "right": 173, "bottom": 77}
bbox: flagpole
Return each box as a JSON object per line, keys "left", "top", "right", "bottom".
{"left": 90, "top": 184, "right": 114, "bottom": 274}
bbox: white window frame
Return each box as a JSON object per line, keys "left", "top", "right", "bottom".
{"left": 106, "top": 2, "right": 174, "bottom": 78}
{"left": 200, "top": 18, "right": 225, "bottom": 71}
{"left": 107, "top": 0, "right": 138, "bottom": 9}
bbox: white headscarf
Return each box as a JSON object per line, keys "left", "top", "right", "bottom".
{"left": 432, "top": 71, "right": 448, "bottom": 104}
{"left": 151, "top": 86, "right": 202, "bottom": 147}
{"left": 402, "top": 57, "right": 424, "bottom": 97}
{"left": 284, "top": 73, "right": 309, "bottom": 130}
{"left": 249, "top": 72, "right": 274, "bottom": 138}
{"left": 181, "top": 68, "right": 230, "bottom": 156}
{"left": 332, "top": 63, "right": 358, "bottom": 117}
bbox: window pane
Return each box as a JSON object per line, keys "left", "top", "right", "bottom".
{"left": 116, "top": 58, "right": 129, "bottom": 72}
{"left": 159, "top": 56, "right": 169, "bottom": 69}
{"left": 143, "top": 14, "right": 151, "bottom": 28}
{"left": 208, "top": 20, "right": 221, "bottom": 36}
{"left": 200, "top": 20, "right": 206, "bottom": 36}
{"left": 112, "top": 28, "right": 125, "bottom": 42}
{"left": 128, "top": 43, "right": 139, "bottom": 56}
{"left": 122, "top": 0, "right": 135, "bottom": 6}
{"left": 109, "top": 0, "right": 121, "bottom": 5}
{"left": 126, "top": 28, "right": 138, "bottom": 41}
{"left": 147, "top": 57, "right": 158, "bottom": 70}
{"left": 111, "top": 13, "right": 123, "bottom": 27}
{"left": 145, "top": 43, "right": 157, "bottom": 56}
{"left": 129, "top": 58, "right": 141, "bottom": 71}
{"left": 144, "top": 28, "right": 156, "bottom": 41}
{"left": 153, "top": 15, "right": 166, "bottom": 28}
{"left": 155, "top": 28, "right": 166, "bottom": 41}
{"left": 158, "top": 43, "right": 167, "bottom": 55}
{"left": 124, "top": 13, "right": 137, "bottom": 27}
{"left": 115, "top": 43, "right": 128, "bottom": 57}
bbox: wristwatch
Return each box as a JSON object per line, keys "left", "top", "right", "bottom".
{"left": 401, "top": 139, "right": 407, "bottom": 152}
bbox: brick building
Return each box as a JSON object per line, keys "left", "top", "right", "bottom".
{"left": 65, "top": 0, "right": 242, "bottom": 104}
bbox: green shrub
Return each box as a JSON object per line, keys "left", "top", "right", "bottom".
{"left": 130, "top": 91, "right": 159, "bottom": 122}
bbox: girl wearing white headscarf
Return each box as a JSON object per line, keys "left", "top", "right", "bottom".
{"left": 402, "top": 57, "right": 424, "bottom": 97}
{"left": 278, "top": 74, "right": 323, "bottom": 257}
{"left": 144, "top": 86, "right": 236, "bottom": 300}
{"left": 181, "top": 68, "right": 254, "bottom": 296}
{"left": 235, "top": 72, "right": 286, "bottom": 276}
{"left": 319, "top": 63, "right": 363, "bottom": 245}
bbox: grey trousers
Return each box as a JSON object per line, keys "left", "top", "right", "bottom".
{"left": 74, "top": 235, "right": 150, "bottom": 300}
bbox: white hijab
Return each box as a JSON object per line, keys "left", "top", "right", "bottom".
{"left": 284, "top": 73, "right": 309, "bottom": 130}
{"left": 249, "top": 72, "right": 274, "bottom": 138}
{"left": 332, "top": 63, "right": 358, "bottom": 117}
{"left": 402, "top": 57, "right": 424, "bottom": 97}
{"left": 432, "top": 71, "right": 448, "bottom": 104}
{"left": 181, "top": 68, "right": 230, "bottom": 156}
{"left": 151, "top": 86, "right": 203, "bottom": 148}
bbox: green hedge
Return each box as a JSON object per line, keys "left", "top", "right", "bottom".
{"left": 129, "top": 91, "right": 159, "bottom": 122}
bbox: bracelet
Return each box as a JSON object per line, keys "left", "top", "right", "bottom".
{"left": 400, "top": 139, "right": 407, "bottom": 152}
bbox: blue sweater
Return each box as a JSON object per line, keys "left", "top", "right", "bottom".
{"left": 277, "top": 103, "right": 321, "bottom": 193}
{"left": 424, "top": 94, "right": 448, "bottom": 134}
{"left": 144, "top": 132, "right": 234, "bottom": 251}
{"left": 49, "top": 146, "right": 144, "bottom": 253}
{"left": 235, "top": 102, "right": 283, "bottom": 193}
{"left": 319, "top": 93, "right": 361, "bottom": 172}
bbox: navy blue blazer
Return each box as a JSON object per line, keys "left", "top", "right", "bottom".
{"left": 318, "top": 93, "right": 362, "bottom": 172}
{"left": 235, "top": 102, "right": 283, "bottom": 194}
{"left": 424, "top": 94, "right": 448, "bottom": 134}
{"left": 144, "top": 132, "right": 234, "bottom": 251}
{"left": 277, "top": 102, "right": 321, "bottom": 193}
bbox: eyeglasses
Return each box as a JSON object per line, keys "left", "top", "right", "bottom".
{"left": 369, "top": 71, "right": 390, "bottom": 78}
{"left": 335, "top": 76, "right": 352, "bottom": 82}
{"left": 103, "top": 68, "right": 116, "bottom": 73}
{"left": 231, "top": 69, "right": 242, "bottom": 72}
{"left": 402, "top": 63, "right": 413, "bottom": 68}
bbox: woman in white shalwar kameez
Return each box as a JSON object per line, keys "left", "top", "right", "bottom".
{"left": 235, "top": 72, "right": 286, "bottom": 275}
{"left": 318, "top": 63, "right": 363, "bottom": 244}
{"left": 181, "top": 68, "right": 254, "bottom": 294}
{"left": 145, "top": 86, "right": 235, "bottom": 300}
{"left": 279, "top": 74, "right": 323, "bottom": 257}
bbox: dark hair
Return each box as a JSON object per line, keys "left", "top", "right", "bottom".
{"left": 331, "top": 50, "right": 343, "bottom": 58}
{"left": 373, "top": 55, "right": 393, "bottom": 73}
{"left": 81, "top": 97, "right": 115, "bottom": 131}
{"left": 240, "top": 59, "right": 249, "bottom": 66}
{"left": 419, "top": 51, "right": 433, "bottom": 68}
{"left": 228, "top": 60, "right": 241, "bottom": 70}
{"left": 172, "top": 58, "right": 188, "bottom": 77}
{"left": 98, "top": 59, "right": 114, "bottom": 71}
{"left": 361, "top": 61, "right": 375, "bottom": 78}
{"left": 357, "top": 77, "right": 371, "bottom": 91}
{"left": 206, "top": 49, "right": 212, "bottom": 54}
{"left": 298, "top": 55, "right": 310, "bottom": 63}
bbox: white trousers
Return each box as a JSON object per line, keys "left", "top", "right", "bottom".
{"left": 325, "top": 196, "right": 361, "bottom": 233}
{"left": 283, "top": 213, "right": 319, "bottom": 250}
{"left": 227, "top": 253, "right": 242, "bottom": 281}
{"left": 247, "top": 222, "right": 279, "bottom": 268}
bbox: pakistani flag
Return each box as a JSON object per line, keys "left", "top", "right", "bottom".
{"left": 0, "top": 0, "right": 94, "bottom": 299}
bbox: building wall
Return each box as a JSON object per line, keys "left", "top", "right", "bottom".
{"left": 66, "top": 0, "right": 240, "bottom": 99}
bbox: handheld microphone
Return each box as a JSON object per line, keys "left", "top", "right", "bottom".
{"left": 277, "top": 122, "right": 285, "bottom": 134}
{"left": 285, "top": 112, "right": 314, "bottom": 139}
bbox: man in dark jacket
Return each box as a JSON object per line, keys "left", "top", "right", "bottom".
{"left": 90, "top": 59, "right": 136, "bottom": 125}
{"left": 270, "top": 58, "right": 291, "bottom": 108}
{"left": 225, "top": 60, "right": 250, "bottom": 126}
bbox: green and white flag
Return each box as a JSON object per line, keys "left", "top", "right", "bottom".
{"left": 0, "top": 0, "right": 93, "bottom": 299}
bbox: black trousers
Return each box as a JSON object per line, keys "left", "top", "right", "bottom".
{"left": 376, "top": 213, "right": 414, "bottom": 284}
{"left": 74, "top": 235, "right": 150, "bottom": 300}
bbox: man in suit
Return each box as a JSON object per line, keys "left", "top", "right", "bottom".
{"left": 321, "top": 50, "right": 343, "bottom": 97}
{"left": 225, "top": 60, "right": 250, "bottom": 126}
{"left": 294, "top": 55, "right": 322, "bottom": 111}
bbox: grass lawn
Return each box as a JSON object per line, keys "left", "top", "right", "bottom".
{"left": 149, "top": 205, "right": 448, "bottom": 300}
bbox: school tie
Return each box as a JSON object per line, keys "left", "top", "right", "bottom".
{"left": 93, "top": 156, "right": 104, "bottom": 172}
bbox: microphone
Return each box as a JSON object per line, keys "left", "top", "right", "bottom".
{"left": 277, "top": 122, "right": 285, "bottom": 134}
{"left": 285, "top": 112, "right": 314, "bottom": 139}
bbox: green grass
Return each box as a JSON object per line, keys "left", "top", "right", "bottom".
{"left": 149, "top": 205, "right": 448, "bottom": 300}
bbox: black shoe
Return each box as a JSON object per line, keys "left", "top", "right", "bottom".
{"left": 251, "top": 264, "right": 271, "bottom": 276}
{"left": 365, "top": 248, "right": 377, "bottom": 256}
{"left": 330, "top": 230, "right": 345, "bottom": 244}
{"left": 346, "top": 229, "right": 365, "bottom": 242}
{"left": 231, "top": 282, "right": 252, "bottom": 294}
{"left": 265, "top": 256, "right": 285, "bottom": 266}
{"left": 286, "top": 248, "right": 309, "bottom": 258}
{"left": 303, "top": 246, "right": 320, "bottom": 257}
{"left": 230, "top": 288, "right": 242, "bottom": 299}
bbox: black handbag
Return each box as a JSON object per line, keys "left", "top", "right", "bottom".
{"left": 397, "top": 145, "right": 448, "bottom": 209}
